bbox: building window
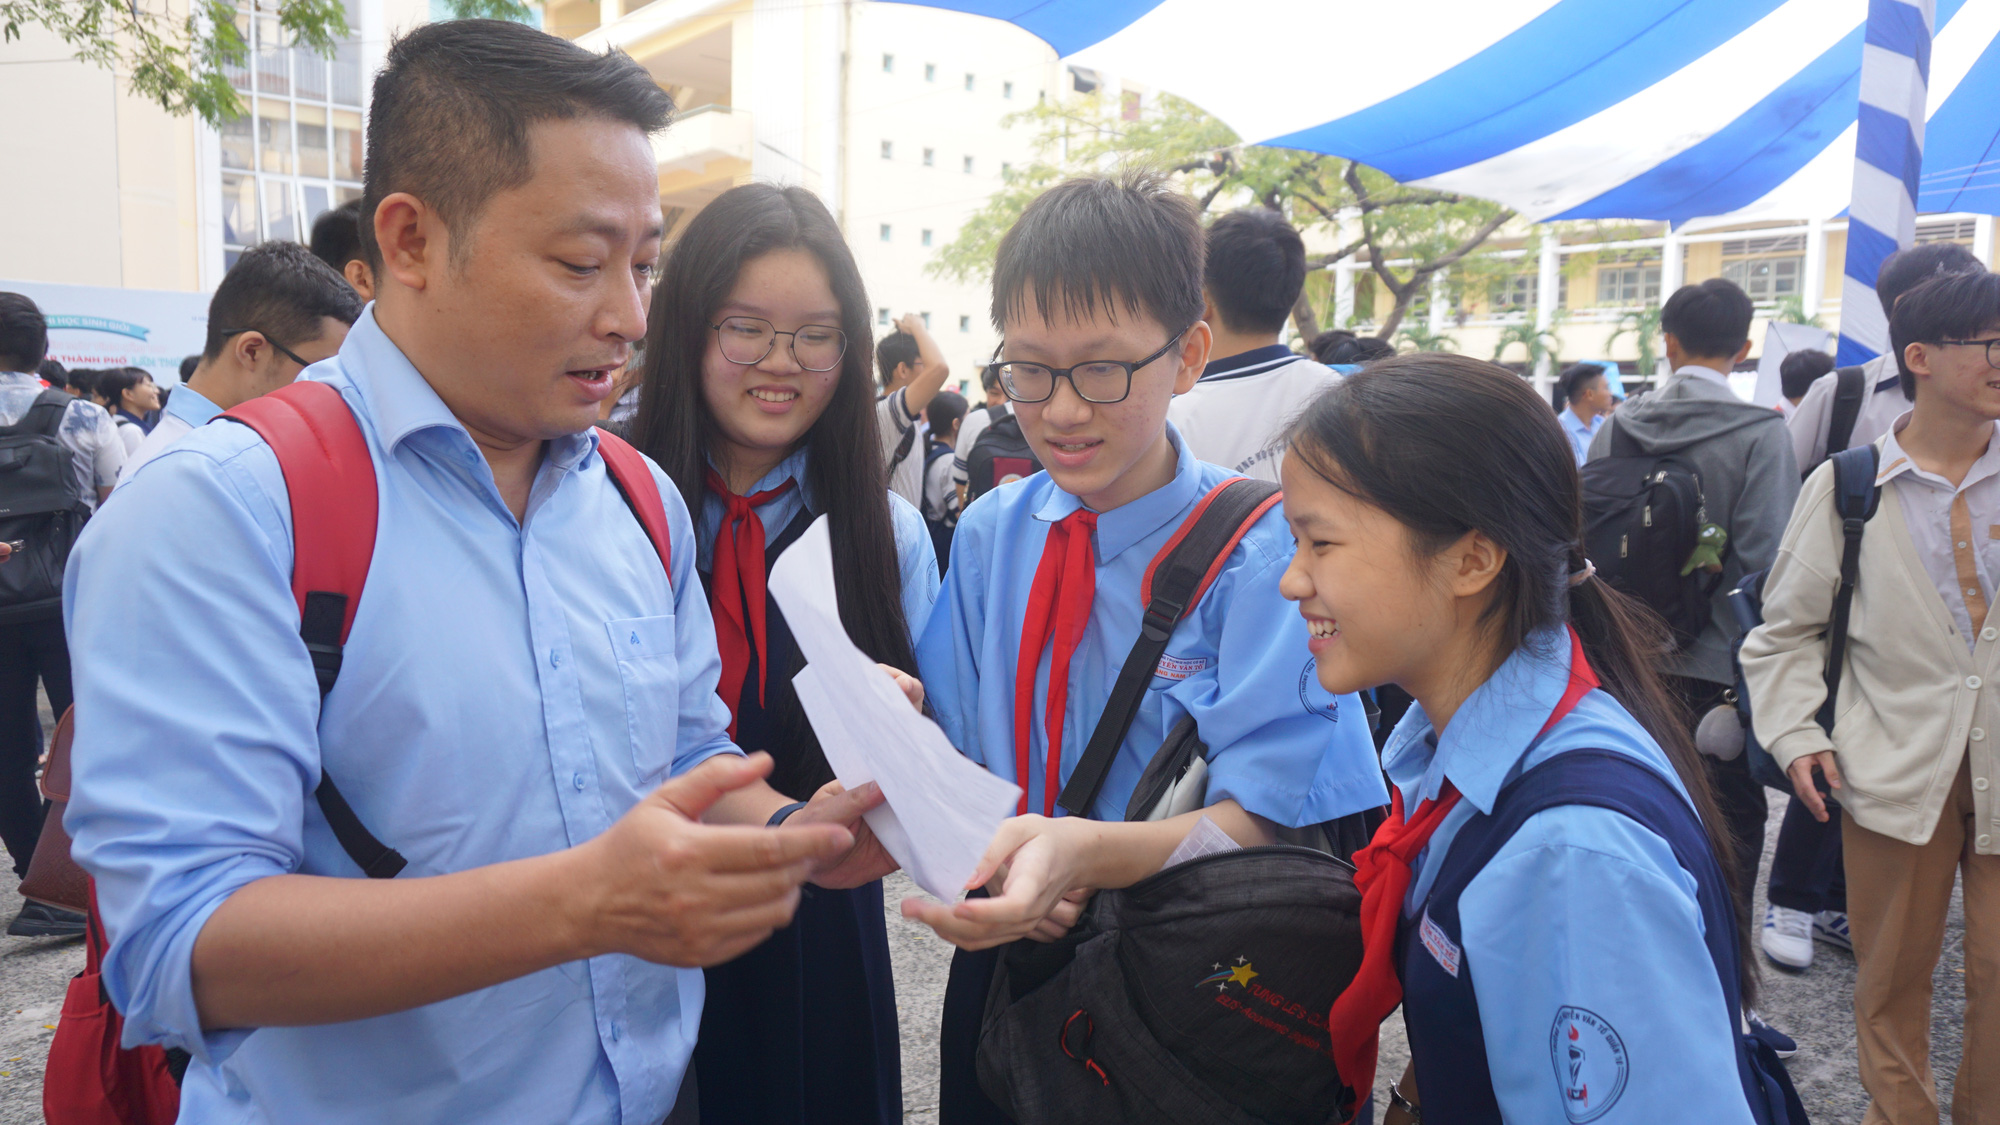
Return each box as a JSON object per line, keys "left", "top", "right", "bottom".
{"left": 1121, "top": 90, "right": 1142, "bottom": 122}
{"left": 1916, "top": 218, "right": 1976, "bottom": 243}
{"left": 924, "top": 63, "right": 936, "bottom": 82}
{"left": 963, "top": 155, "right": 974, "bottom": 174}
{"left": 1003, "top": 80, "right": 1013, "bottom": 99}
{"left": 1490, "top": 274, "right": 1538, "bottom": 313}
{"left": 881, "top": 53, "right": 893, "bottom": 73}
{"left": 1718, "top": 237, "right": 1805, "bottom": 302}
{"left": 959, "top": 315, "right": 971, "bottom": 332}
{"left": 880, "top": 139, "right": 893, "bottom": 160}
{"left": 878, "top": 307, "right": 891, "bottom": 326}
{"left": 219, "top": 0, "right": 363, "bottom": 267}
{"left": 920, "top": 312, "right": 931, "bottom": 329}
{"left": 1597, "top": 264, "right": 1662, "bottom": 306}
{"left": 964, "top": 73, "right": 975, "bottom": 91}
{"left": 879, "top": 224, "right": 892, "bottom": 242}
{"left": 923, "top": 147, "right": 934, "bottom": 167}
{"left": 921, "top": 229, "right": 933, "bottom": 247}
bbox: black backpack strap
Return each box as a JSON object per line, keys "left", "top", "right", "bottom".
{"left": 0, "top": 388, "right": 72, "bottom": 439}
{"left": 1824, "top": 365, "right": 1869, "bottom": 461}
{"left": 1055, "top": 478, "right": 1281, "bottom": 817}
{"left": 297, "top": 590, "right": 405, "bottom": 879}
{"left": 1607, "top": 415, "right": 1641, "bottom": 459}
{"left": 1816, "top": 444, "right": 1881, "bottom": 733}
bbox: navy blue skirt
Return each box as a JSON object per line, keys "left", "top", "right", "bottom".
{"left": 693, "top": 879, "right": 901, "bottom": 1125}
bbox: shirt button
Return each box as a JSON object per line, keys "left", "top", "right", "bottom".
{"left": 1984, "top": 628, "right": 1997, "bottom": 642}
{"left": 1981, "top": 834, "right": 1993, "bottom": 850}
{"left": 1974, "top": 728, "right": 1987, "bottom": 742}
{"left": 1960, "top": 541, "right": 1970, "bottom": 550}
{"left": 573, "top": 771, "right": 586, "bottom": 790}
{"left": 1969, "top": 676, "right": 1984, "bottom": 691}
{"left": 550, "top": 649, "right": 563, "bottom": 668}
{"left": 1975, "top": 777, "right": 1991, "bottom": 792}
{"left": 610, "top": 1022, "right": 622, "bottom": 1042}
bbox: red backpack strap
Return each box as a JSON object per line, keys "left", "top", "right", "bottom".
{"left": 222, "top": 382, "right": 405, "bottom": 879}
{"left": 595, "top": 428, "right": 673, "bottom": 580}
{"left": 1054, "top": 477, "right": 1283, "bottom": 817}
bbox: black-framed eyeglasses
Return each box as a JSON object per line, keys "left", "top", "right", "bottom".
{"left": 217, "top": 328, "right": 312, "bottom": 370}
{"left": 708, "top": 316, "right": 848, "bottom": 372}
{"left": 985, "top": 328, "right": 1188, "bottom": 405}
{"left": 1935, "top": 338, "right": 2000, "bottom": 370}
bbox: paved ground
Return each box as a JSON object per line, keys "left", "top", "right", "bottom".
{"left": 0, "top": 745, "right": 1966, "bottom": 1122}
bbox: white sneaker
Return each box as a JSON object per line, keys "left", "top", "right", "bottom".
{"left": 1761, "top": 905, "right": 1814, "bottom": 969}
{"left": 1813, "top": 910, "right": 1852, "bottom": 952}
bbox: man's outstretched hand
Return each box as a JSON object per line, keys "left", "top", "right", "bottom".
{"left": 576, "top": 752, "right": 853, "bottom": 968}
{"left": 791, "top": 778, "right": 899, "bottom": 888}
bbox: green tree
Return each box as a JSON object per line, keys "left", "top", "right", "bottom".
{"left": 1606, "top": 304, "right": 1665, "bottom": 377}
{"left": 928, "top": 91, "right": 1515, "bottom": 342}
{"left": 3, "top": 0, "right": 527, "bottom": 127}
{"left": 1490, "top": 309, "right": 1566, "bottom": 372}
{"left": 1393, "top": 322, "right": 1457, "bottom": 353}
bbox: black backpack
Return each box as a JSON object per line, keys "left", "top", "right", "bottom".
{"left": 1580, "top": 420, "right": 1719, "bottom": 649}
{"left": 0, "top": 390, "right": 90, "bottom": 624}
{"left": 975, "top": 479, "right": 1372, "bottom": 1123}
{"left": 965, "top": 410, "right": 1042, "bottom": 503}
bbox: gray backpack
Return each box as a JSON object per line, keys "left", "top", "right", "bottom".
{"left": 0, "top": 390, "right": 89, "bottom": 623}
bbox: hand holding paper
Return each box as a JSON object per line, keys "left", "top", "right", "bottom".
{"left": 767, "top": 517, "right": 1020, "bottom": 901}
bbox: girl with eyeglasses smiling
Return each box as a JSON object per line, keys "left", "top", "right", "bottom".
{"left": 630, "top": 182, "right": 938, "bottom": 1125}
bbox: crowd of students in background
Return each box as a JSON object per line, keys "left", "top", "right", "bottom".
{"left": 0, "top": 15, "right": 1991, "bottom": 1125}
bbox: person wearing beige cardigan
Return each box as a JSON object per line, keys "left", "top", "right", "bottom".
{"left": 1742, "top": 269, "right": 2000, "bottom": 1125}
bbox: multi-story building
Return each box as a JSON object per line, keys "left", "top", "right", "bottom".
{"left": 562, "top": 0, "right": 1061, "bottom": 390}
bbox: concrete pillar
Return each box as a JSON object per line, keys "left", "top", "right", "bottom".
{"left": 1534, "top": 235, "right": 1560, "bottom": 390}
{"left": 1804, "top": 215, "right": 1826, "bottom": 317}
{"left": 1333, "top": 262, "right": 1355, "bottom": 328}
{"left": 1975, "top": 213, "right": 1995, "bottom": 266}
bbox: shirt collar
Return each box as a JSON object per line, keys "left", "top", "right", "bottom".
{"left": 1200, "top": 344, "right": 1296, "bottom": 381}
{"left": 1031, "top": 422, "right": 1206, "bottom": 562}
{"left": 334, "top": 306, "right": 600, "bottom": 473}
{"left": 1877, "top": 411, "right": 2000, "bottom": 492}
{"left": 164, "top": 383, "right": 222, "bottom": 429}
{"left": 707, "top": 446, "right": 816, "bottom": 510}
{"left": 1380, "top": 627, "right": 1576, "bottom": 814}
{"left": 1561, "top": 408, "right": 1601, "bottom": 434}
{"left": 1673, "top": 364, "right": 1733, "bottom": 388}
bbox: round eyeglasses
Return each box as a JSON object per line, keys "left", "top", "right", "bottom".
{"left": 985, "top": 328, "right": 1188, "bottom": 405}
{"left": 709, "top": 316, "right": 848, "bottom": 372}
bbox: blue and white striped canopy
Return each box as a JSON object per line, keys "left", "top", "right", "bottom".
{"left": 901, "top": 0, "right": 2000, "bottom": 226}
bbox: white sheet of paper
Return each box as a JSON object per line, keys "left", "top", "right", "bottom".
{"left": 1162, "top": 815, "right": 1243, "bottom": 871}
{"left": 769, "top": 516, "right": 1021, "bottom": 900}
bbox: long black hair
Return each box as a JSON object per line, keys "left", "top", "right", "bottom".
{"left": 1286, "top": 353, "right": 1754, "bottom": 998}
{"left": 629, "top": 184, "right": 917, "bottom": 790}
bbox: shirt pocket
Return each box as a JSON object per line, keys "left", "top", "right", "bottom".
{"left": 606, "top": 615, "right": 679, "bottom": 782}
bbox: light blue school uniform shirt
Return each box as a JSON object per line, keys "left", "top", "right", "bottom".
{"left": 63, "top": 308, "right": 739, "bottom": 1124}
{"left": 917, "top": 424, "right": 1386, "bottom": 826}
{"left": 694, "top": 445, "right": 938, "bottom": 650}
{"left": 1561, "top": 407, "right": 1603, "bottom": 467}
{"left": 116, "top": 381, "right": 223, "bottom": 486}
{"left": 1384, "top": 628, "right": 1754, "bottom": 1125}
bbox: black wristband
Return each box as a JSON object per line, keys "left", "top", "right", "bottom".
{"left": 766, "top": 800, "right": 809, "bottom": 828}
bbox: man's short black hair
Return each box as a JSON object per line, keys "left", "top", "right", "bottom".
{"left": 992, "top": 169, "right": 1204, "bottom": 335}
{"left": 66, "top": 367, "right": 98, "bottom": 397}
{"left": 0, "top": 292, "right": 48, "bottom": 372}
{"left": 202, "top": 241, "right": 365, "bottom": 360}
{"left": 876, "top": 331, "right": 920, "bottom": 387}
{"left": 310, "top": 198, "right": 367, "bottom": 272}
{"left": 364, "top": 20, "right": 675, "bottom": 266}
{"left": 1877, "top": 241, "right": 1983, "bottom": 317}
{"left": 179, "top": 354, "right": 200, "bottom": 381}
{"left": 1204, "top": 208, "right": 1306, "bottom": 336}
{"left": 1890, "top": 269, "right": 2000, "bottom": 401}
{"left": 37, "top": 358, "right": 67, "bottom": 385}
{"left": 1778, "top": 349, "right": 1835, "bottom": 401}
{"left": 1661, "top": 278, "right": 1754, "bottom": 360}
{"left": 927, "top": 389, "right": 968, "bottom": 436}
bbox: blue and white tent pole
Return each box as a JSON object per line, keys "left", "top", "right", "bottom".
{"left": 1837, "top": 0, "right": 1936, "bottom": 366}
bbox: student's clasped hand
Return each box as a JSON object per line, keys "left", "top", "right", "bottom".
{"left": 574, "top": 752, "right": 851, "bottom": 968}
{"left": 901, "top": 815, "right": 1095, "bottom": 950}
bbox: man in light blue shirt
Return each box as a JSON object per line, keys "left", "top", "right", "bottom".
{"left": 1554, "top": 361, "right": 1612, "bottom": 467}
{"left": 64, "top": 23, "right": 888, "bottom": 1123}
{"left": 117, "top": 242, "right": 361, "bottom": 486}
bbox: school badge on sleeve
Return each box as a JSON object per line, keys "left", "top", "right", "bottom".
{"left": 1549, "top": 1006, "right": 1628, "bottom": 1123}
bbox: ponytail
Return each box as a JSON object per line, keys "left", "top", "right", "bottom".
{"left": 1289, "top": 355, "right": 1756, "bottom": 1002}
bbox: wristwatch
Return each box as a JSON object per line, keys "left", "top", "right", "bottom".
{"left": 1389, "top": 1085, "right": 1421, "bottom": 1122}
{"left": 767, "top": 800, "right": 809, "bottom": 828}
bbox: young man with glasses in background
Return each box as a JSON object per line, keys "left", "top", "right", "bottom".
{"left": 1744, "top": 268, "right": 2000, "bottom": 1125}
{"left": 118, "top": 242, "right": 363, "bottom": 485}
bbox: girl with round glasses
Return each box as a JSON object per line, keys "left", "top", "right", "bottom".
{"left": 631, "top": 183, "right": 939, "bottom": 1125}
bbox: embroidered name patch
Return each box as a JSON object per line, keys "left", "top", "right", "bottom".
{"left": 1154, "top": 653, "right": 1211, "bottom": 681}
{"left": 1550, "top": 1006, "right": 1629, "bottom": 1123}
{"left": 1418, "top": 910, "right": 1461, "bottom": 978}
